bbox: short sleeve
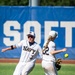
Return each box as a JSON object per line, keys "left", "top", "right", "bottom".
{"left": 16, "top": 40, "right": 24, "bottom": 48}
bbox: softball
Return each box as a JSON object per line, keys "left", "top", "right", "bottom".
{"left": 64, "top": 53, "right": 69, "bottom": 58}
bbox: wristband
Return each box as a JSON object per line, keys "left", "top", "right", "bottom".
{"left": 11, "top": 45, "right": 14, "bottom": 49}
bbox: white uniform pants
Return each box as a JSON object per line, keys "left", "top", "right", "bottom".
{"left": 13, "top": 61, "right": 35, "bottom": 75}
{"left": 42, "top": 60, "right": 58, "bottom": 75}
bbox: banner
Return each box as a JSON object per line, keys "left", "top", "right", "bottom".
{"left": 0, "top": 6, "right": 75, "bottom": 59}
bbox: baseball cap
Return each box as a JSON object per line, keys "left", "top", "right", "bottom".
{"left": 27, "top": 31, "right": 35, "bottom": 38}
{"left": 49, "top": 30, "right": 58, "bottom": 38}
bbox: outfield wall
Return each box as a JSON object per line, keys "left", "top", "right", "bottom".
{"left": 0, "top": 59, "right": 75, "bottom": 64}
{"left": 0, "top": 6, "right": 75, "bottom": 59}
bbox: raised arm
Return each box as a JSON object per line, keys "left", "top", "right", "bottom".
{"left": 50, "top": 48, "right": 67, "bottom": 55}
{"left": 1, "top": 45, "right": 17, "bottom": 52}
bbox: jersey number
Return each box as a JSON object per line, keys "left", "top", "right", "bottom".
{"left": 43, "top": 48, "right": 49, "bottom": 55}
{"left": 30, "top": 50, "right": 36, "bottom": 59}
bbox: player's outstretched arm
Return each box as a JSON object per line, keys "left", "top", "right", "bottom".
{"left": 50, "top": 48, "right": 67, "bottom": 55}
{"left": 2, "top": 45, "right": 16, "bottom": 52}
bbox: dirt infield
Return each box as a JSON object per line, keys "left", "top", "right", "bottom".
{"left": 0, "top": 58, "right": 75, "bottom": 64}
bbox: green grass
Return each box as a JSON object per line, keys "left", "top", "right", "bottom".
{"left": 0, "top": 63, "right": 16, "bottom": 75}
{"left": 0, "top": 63, "right": 75, "bottom": 75}
{"left": 58, "top": 64, "right": 75, "bottom": 75}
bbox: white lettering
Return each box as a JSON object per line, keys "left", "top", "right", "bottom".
{"left": 3, "top": 21, "right": 20, "bottom": 46}
{"left": 61, "top": 21, "right": 75, "bottom": 47}
{"left": 3, "top": 21, "right": 75, "bottom": 47}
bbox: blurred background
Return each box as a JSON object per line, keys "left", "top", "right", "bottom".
{"left": 0, "top": 0, "right": 75, "bottom": 6}
{"left": 0, "top": 0, "right": 75, "bottom": 60}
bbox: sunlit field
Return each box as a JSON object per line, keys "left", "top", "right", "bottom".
{"left": 0, "top": 63, "right": 75, "bottom": 75}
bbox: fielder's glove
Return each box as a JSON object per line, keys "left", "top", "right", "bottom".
{"left": 55, "top": 58, "right": 62, "bottom": 71}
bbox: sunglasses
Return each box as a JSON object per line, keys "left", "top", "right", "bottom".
{"left": 28, "top": 35, "right": 34, "bottom": 38}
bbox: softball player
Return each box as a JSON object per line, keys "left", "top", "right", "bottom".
{"left": 42, "top": 30, "right": 67, "bottom": 75}
{"left": 2, "top": 31, "right": 42, "bottom": 75}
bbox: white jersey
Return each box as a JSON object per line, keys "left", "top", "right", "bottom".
{"left": 42, "top": 41, "right": 56, "bottom": 62}
{"left": 16, "top": 40, "right": 42, "bottom": 63}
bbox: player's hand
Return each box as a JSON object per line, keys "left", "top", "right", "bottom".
{"left": 55, "top": 58, "right": 62, "bottom": 71}
{"left": 56, "top": 58, "right": 62, "bottom": 64}
{"left": 1, "top": 49, "right": 7, "bottom": 52}
{"left": 62, "top": 48, "right": 67, "bottom": 52}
